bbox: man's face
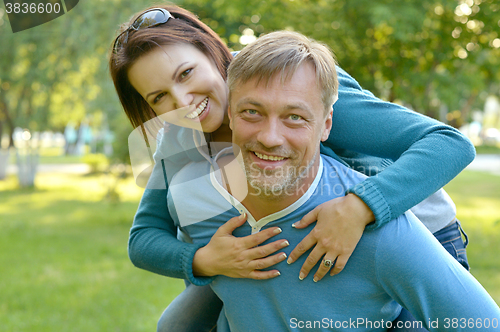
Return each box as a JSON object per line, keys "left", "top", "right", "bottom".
{"left": 229, "top": 62, "right": 332, "bottom": 197}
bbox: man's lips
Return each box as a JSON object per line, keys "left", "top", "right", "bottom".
{"left": 253, "top": 151, "right": 286, "bottom": 161}
{"left": 249, "top": 151, "right": 289, "bottom": 169}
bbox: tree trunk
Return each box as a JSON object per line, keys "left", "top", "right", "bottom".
{"left": 0, "top": 95, "right": 15, "bottom": 147}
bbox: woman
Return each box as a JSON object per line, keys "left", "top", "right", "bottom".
{"left": 109, "top": 5, "right": 473, "bottom": 331}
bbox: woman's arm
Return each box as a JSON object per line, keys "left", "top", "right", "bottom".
{"left": 287, "top": 66, "right": 475, "bottom": 280}
{"left": 129, "top": 183, "right": 287, "bottom": 285}
{"left": 129, "top": 125, "right": 288, "bottom": 284}
{"left": 128, "top": 187, "right": 211, "bottom": 285}
{"left": 329, "top": 67, "right": 475, "bottom": 225}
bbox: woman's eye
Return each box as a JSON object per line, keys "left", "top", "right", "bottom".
{"left": 289, "top": 114, "right": 303, "bottom": 121}
{"left": 180, "top": 68, "right": 192, "bottom": 79}
{"left": 153, "top": 92, "right": 166, "bottom": 104}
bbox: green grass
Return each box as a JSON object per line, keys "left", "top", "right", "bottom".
{"left": 475, "top": 144, "right": 500, "bottom": 155}
{"left": 0, "top": 173, "right": 184, "bottom": 331}
{"left": 0, "top": 169, "right": 498, "bottom": 331}
{"left": 444, "top": 170, "right": 500, "bottom": 304}
{"left": 37, "top": 154, "right": 85, "bottom": 164}
{"left": 6, "top": 146, "right": 84, "bottom": 164}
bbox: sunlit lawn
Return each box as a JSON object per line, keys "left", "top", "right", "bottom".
{"left": 0, "top": 173, "right": 184, "bottom": 331}
{"left": 444, "top": 170, "right": 500, "bottom": 304}
{"left": 0, "top": 169, "right": 498, "bottom": 331}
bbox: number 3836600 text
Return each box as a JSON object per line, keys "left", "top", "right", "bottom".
{"left": 5, "top": 2, "right": 62, "bottom": 14}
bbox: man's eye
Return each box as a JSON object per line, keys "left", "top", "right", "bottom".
{"left": 180, "top": 69, "right": 192, "bottom": 79}
{"left": 154, "top": 92, "right": 167, "bottom": 104}
{"left": 245, "top": 109, "right": 258, "bottom": 115}
{"left": 289, "top": 114, "right": 303, "bottom": 121}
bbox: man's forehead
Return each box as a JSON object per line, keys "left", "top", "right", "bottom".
{"left": 231, "top": 67, "right": 321, "bottom": 111}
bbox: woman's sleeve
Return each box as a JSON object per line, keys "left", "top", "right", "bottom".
{"left": 325, "top": 67, "right": 475, "bottom": 228}
{"left": 128, "top": 178, "right": 214, "bottom": 286}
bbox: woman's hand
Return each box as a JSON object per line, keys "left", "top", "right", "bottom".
{"left": 287, "top": 193, "right": 374, "bottom": 282}
{"left": 192, "top": 213, "right": 289, "bottom": 279}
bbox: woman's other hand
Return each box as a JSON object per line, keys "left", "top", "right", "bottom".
{"left": 287, "top": 193, "right": 374, "bottom": 281}
{"left": 192, "top": 213, "right": 289, "bottom": 279}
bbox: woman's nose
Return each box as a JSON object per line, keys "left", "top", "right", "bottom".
{"left": 171, "top": 88, "right": 194, "bottom": 110}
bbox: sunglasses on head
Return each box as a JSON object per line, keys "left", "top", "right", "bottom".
{"left": 113, "top": 8, "right": 173, "bottom": 53}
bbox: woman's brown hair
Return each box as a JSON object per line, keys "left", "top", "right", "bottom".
{"left": 109, "top": 4, "right": 232, "bottom": 130}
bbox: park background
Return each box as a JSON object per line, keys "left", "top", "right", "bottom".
{"left": 1, "top": 0, "right": 499, "bottom": 330}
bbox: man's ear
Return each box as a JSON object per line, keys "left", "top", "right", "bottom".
{"left": 228, "top": 106, "right": 233, "bottom": 130}
{"left": 321, "top": 109, "right": 333, "bottom": 142}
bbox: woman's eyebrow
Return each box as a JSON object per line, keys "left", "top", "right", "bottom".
{"left": 146, "top": 90, "right": 162, "bottom": 101}
{"left": 172, "top": 62, "right": 188, "bottom": 80}
{"left": 145, "top": 62, "right": 189, "bottom": 101}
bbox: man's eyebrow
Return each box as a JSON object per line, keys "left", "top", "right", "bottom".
{"left": 285, "top": 102, "right": 309, "bottom": 111}
{"left": 236, "top": 98, "right": 315, "bottom": 116}
{"left": 145, "top": 62, "right": 188, "bottom": 101}
{"left": 284, "top": 103, "right": 315, "bottom": 118}
{"left": 236, "top": 98, "right": 263, "bottom": 108}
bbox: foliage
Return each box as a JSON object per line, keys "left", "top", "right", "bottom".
{"left": 82, "top": 153, "right": 109, "bottom": 173}
{"left": 1, "top": 0, "right": 500, "bottom": 148}
{"left": 180, "top": 0, "right": 500, "bottom": 122}
{"left": 0, "top": 0, "right": 160, "bottom": 143}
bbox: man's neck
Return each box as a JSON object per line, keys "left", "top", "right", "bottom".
{"left": 218, "top": 154, "right": 320, "bottom": 221}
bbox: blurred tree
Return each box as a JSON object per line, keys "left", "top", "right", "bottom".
{"left": 0, "top": 0, "right": 158, "bottom": 152}
{"left": 1, "top": 0, "right": 499, "bottom": 157}
{"left": 180, "top": 0, "right": 500, "bottom": 124}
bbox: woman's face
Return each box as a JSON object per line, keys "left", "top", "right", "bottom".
{"left": 128, "top": 43, "right": 229, "bottom": 133}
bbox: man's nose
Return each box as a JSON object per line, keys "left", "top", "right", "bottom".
{"left": 257, "top": 118, "right": 285, "bottom": 148}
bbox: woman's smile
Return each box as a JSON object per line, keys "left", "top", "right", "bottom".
{"left": 128, "top": 43, "right": 229, "bottom": 132}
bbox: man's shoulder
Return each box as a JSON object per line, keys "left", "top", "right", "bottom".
{"left": 320, "top": 155, "right": 367, "bottom": 186}
{"left": 370, "top": 211, "right": 432, "bottom": 248}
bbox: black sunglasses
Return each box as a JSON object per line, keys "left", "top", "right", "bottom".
{"left": 113, "top": 8, "right": 173, "bottom": 53}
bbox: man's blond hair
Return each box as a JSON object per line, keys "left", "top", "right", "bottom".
{"left": 228, "top": 30, "right": 338, "bottom": 113}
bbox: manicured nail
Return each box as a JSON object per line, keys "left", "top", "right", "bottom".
{"left": 299, "top": 272, "right": 305, "bottom": 280}
{"left": 275, "top": 271, "right": 281, "bottom": 277}
{"left": 239, "top": 212, "right": 246, "bottom": 220}
{"left": 274, "top": 228, "right": 282, "bottom": 234}
{"left": 313, "top": 277, "right": 318, "bottom": 283}
{"left": 281, "top": 240, "right": 289, "bottom": 248}
{"left": 287, "top": 257, "right": 294, "bottom": 264}
{"left": 281, "top": 253, "right": 287, "bottom": 259}
{"left": 291, "top": 223, "right": 297, "bottom": 228}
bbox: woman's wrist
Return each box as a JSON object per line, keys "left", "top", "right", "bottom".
{"left": 346, "top": 193, "right": 375, "bottom": 226}
{"left": 192, "top": 246, "right": 216, "bottom": 277}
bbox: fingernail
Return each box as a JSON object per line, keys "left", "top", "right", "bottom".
{"left": 275, "top": 271, "right": 281, "bottom": 277}
{"left": 299, "top": 272, "right": 305, "bottom": 280}
{"left": 281, "top": 240, "right": 289, "bottom": 248}
{"left": 287, "top": 257, "right": 294, "bottom": 264}
{"left": 239, "top": 212, "right": 246, "bottom": 220}
{"left": 281, "top": 253, "right": 287, "bottom": 259}
{"left": 274, "top": 228, "right": 282, "bottom": 234}
{"left": 291, "top": 223, "right": 297, "bottom": 228}
{"left": 313, "top": 277, "right": 318, "bottom": 283}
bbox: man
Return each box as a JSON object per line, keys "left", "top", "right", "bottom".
{"left": 167, "top": 31, "right": 500, "bottom": 331}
